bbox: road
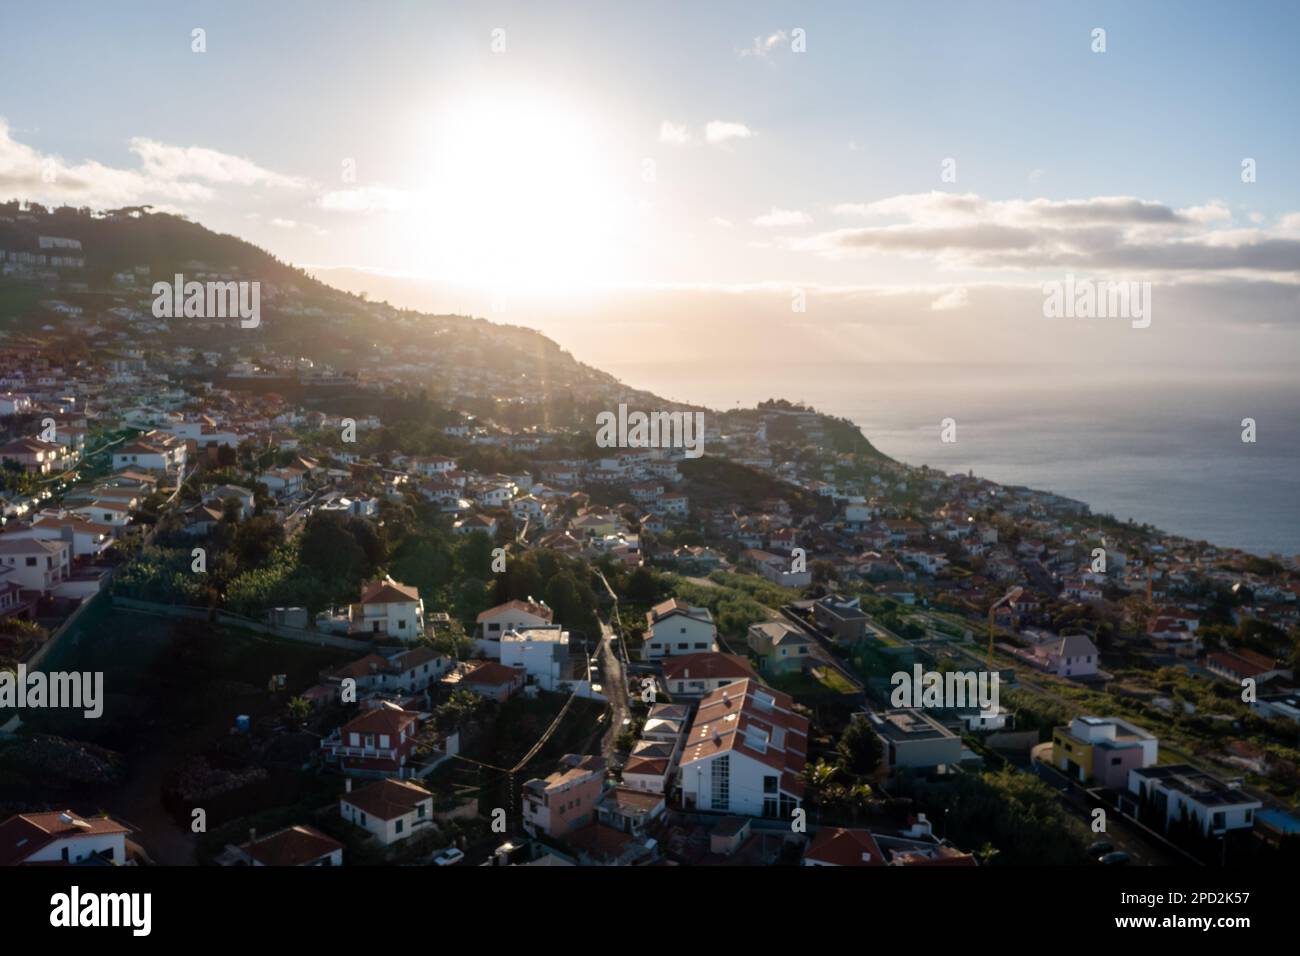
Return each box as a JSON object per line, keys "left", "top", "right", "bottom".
{"left": 596, "top": 620, "right": 629, "bottom": 763}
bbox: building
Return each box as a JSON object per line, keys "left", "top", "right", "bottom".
{"left": 597, "top": 787, "right": 666, "bottom": 837}
{"left": 0, "top": 810, "right": 130, "bottom": 866}
{"left": 0, "top": 437, "right": 68, "bottom": 475}
{"left": 642, "top": 598, "right": 718, "bottom": 661}
{"left": 1206, "top": 649, "right": 1290, "bottom": 686}
{"left": 866, "top": 709, "right": 963, "bottom": 772}
{"left": 522, "top": 754, "right": 607, "bottom": 838}
{"left": 349, "top": 577, "right": 425, "bottom": 641}
{"left": 460, "top": 660, "right": 525, "bottom": 703}
{"left": 1127, "top": 765, "right": 1262, "bottom": 837}
{"left": 339, "top": 778, "right": 435, "bottom": 846}
{"left": 1035, "top": 632, "right": 1099, "bottom": 678}
{"left": 661, "top": 652, "right": 758, "bottom": 697}
{"left": 0, "top": 537, "right": 70, "bottom": 593}
{"left": 501, "top": 626, "right": 570, "bottom": 691}
{"left": 746, "top": 620, "right": 815, "bottom": 674}
{"left": 679, "top": 679, "right": 808, "bottom": 818}
{"left": 110, "top": 429, "right": 186, "bottom": 474}
{"left": 802, "top": 827, "right": 886, "bottom": 867}
{"left": 812, "top": 594, "right": 869, "bottom": 642}
{"left": 235, "top": 825, "right": 343, "bottom": 866}
{"left": 1051, "top": 716, "right": 1158, "bottom": 788}
{"left": 320, "top": 704, "right": 426, "bottom": 778}
{"left": 476, "top": 599, "right": 553, "bottom": 651}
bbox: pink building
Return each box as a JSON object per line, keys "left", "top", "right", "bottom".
{"left": 522, "top": 753, "right": 607, "bottom": 838}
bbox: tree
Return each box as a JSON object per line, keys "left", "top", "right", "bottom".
{"left": 837, "top": 715, "right": 883, "bottom": 777}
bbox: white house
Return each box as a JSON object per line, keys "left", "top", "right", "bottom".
{"left": 678, "top": 680, "right": 809, "bottom": 818}
{"left": 349, "top": 577, "right": 425, "bottom": 641}
{"left": 0, "top": 810, "right": 130, "bottom": 866}
{"left": 642, "top": 598, "right": 718, "bottom": 661}
{"left": 500, "top": 627, "right": 569, "bottom": 691}
{"left": 476, "top": 599, "right": 553, "bottom": 655}
{"left": 0, "top": 537, "right": 69, "bottom": 592}
{"left": 339, "top": 778, "right": 435, "bottom": 846}
{"left": 1127, "top": 765, "right": 1261, "bottom": 837}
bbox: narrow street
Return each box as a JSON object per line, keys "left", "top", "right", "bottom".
{"left": 597, "top": 619, "right": 629, "bottom": 763}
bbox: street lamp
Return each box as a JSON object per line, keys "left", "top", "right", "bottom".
{"left": 987, "top": 586, "right": 1023, "bottom": 668}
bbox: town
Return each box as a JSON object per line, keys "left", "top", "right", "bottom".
{"left": 0, "top": 202, "right": 1297, "bottom": 871}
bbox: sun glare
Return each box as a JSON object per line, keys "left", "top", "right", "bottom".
{"left": 410, "top": 89, "right": 633, "bottom": 294}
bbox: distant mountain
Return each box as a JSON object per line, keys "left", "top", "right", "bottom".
{"left": 0, "top": 202, "right": 890, "bottom": 460}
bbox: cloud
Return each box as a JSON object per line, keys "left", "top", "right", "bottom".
{"left": 739, "top": 31, "right": 787, "bottom": 57}
{"left": 803, "top": 191, "right": 1300, "bottom": 275}
{"left": 128, "top": 138, "right": 307, "bottom": 189}
{"left": 659, "top": 121, "right": 690, "bottom": 146}
{"left": 752, "top": 207, "right": 812, "bottom": 228}
{"left": 930, "top": 286, "right": 969, "bottom": 311}
{"left": 707, "top": 216, "right": 734, "bottom": 228}
{"left": 270, "top": 218, "right": 298, "bottom": 229}
{"left": 315, "top": 186, "right": 410, "bottom": 213}
{"left": 705, "top": 120, "right": 753, "bottom": 145}
{"left": 0, "top": 118, "right": 307, "bottom": 208}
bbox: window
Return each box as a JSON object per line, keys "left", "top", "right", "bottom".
{"left": 763, "top": 775, "right": 778, "bottom": 794}
{"left": 694, "top": 643, "right": 706, "bottom": 650}
{"left": 710, "top": 755, "right": 730, "bottom": 810}
{"left": 25, "top": 557, "right": 36, "bottom": 567}
{"left": 396, "top": 819, "right": 404, "bottom": 834}
{"left": 488, "top": 623, "right": 501, "bottom": 633}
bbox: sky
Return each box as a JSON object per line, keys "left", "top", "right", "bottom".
{"left": 1, "top": 0, "right": 1298, "bottom": 369}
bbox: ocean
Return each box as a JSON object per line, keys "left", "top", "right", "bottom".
{"left": 599, "top": 361, "right": 1299, "bottom": 558}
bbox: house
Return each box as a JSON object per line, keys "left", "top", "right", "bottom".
{"left": 642, "top": 598, "right": 718, "bottom": 661}
{"left": 501, "top": 627, "right": 571, "bottom": 691}
{"left": 349, "top": 576, "right": 425, "bottom": 641}
{"left": 1035, "top": 633, "right": 1099, "bottom": 678}
{"left": 0, "top": 537, "right": 70, "bottom": 593}
{"left": 1205, "top": 649, "right": 1290, "bottom": 686}
{"left": 1126, "top": 765, "right": 1261, "bottom": 838}
{"left": 111, "top": 430, "right": 186, "bottom": 474}
{"left": 679, "top": 679, "right": 808, "bottom": 818}
{"left": 259, "top": 466, "right": 305, "bottom": 497}
{"left": 813, "top": 594, "right": 869, "bottom": 642}
{"left": 802, "top": 827, "right": 886, "bottom": 867}
{"left": 321, "top": 704, "right": 426, "bottom": 778}
{"left": 620, "top": 755, "right": 673, "bottom": 793}
{"left": 597, "top": 787, "right": 666, "bottom": 836}
{"left": 746, "top": 621, "right": 815, "bottom": 674}
{"left": 661, "top": 652, "right": 758, "bottom": 697}
{"left": 740, "top": 548, "right": 811, "bottom": 588}
{"left": 453, "top": 513, "right": 498, "bottom": 537}
{"left": 0, "top": 437, "right": 66, "bottom": 474}
{"left": 0, "top": 810, "right": 130, "bottom": 866}
{"left": 522, "top": 754, "right": 607, "bottom": 838}
{"left": 866, "top": 709, "right": 963, "bottom": 772}
{"left": 234, "top": 824, "right": 343, "bottom": 866}
{"left": 13, "top": 514, "right": 115, "bottom": 560}
{"left": 461, "top": 661, "right": 525, "bottom": 703}
{"left": 476, "top": 598, "right": 553, "bottom": 651}
{"left": 204, "top": 484, "right": 256, "bottom": 519}
{"left": 1051, "top": 716, "right": 1158, "bottom": 788}
{"left": 69, "top": 498, "right": 133, "bottom": 528}
{"left": 339, "top": 778, "right": 435, "bottom": 846}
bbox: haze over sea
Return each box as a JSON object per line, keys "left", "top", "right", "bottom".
{"left": 601, "top": 361, "right": 1299, "bottom": 559}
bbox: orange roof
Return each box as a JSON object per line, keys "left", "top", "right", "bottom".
{"left": 0, "top": 810, "right": 130, "bottom": 866}
{"left": 476, "top": 599, "right": 552, "bottom": 624}
{"left": 358, "top": 578, "right": 420, "bottom": 605}
{"left": 804, "top": 827, "right": 886, "bottom": 867}
{"left": 341, "top": 779, "right": 432, "bottom": 821}
{"left": 240, "top": 824, "right": 342, "bottom": 866}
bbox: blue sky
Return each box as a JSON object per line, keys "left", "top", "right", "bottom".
{"left": 1, "top": 0, "right": 1297, "bottom": 367}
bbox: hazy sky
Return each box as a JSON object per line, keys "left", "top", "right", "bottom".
{"left": 2, "top": 0, "right": 1298, "bottom": 368}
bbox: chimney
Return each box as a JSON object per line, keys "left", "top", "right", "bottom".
{"left": 248, "top": 828, "right": 257, "bottom": 844}
{"left": 345, "top": 778, "right": 352, "bottom": 793}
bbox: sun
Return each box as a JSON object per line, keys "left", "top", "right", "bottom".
{"left": 407, "top": 87, "right": 634, "bottom": 294}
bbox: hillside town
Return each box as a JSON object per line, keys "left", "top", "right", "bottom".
{"left": 1, "top": 204, "right": 1299, "bottom": 869}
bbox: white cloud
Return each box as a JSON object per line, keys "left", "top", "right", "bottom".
{"left": 659, "top": 121, "right": 690, "bottom": 146}
{"left": 270, "top": 217, "right": 298, "bottom": 229}
{"left": 128, "top": 138, "right": 307, "bottom": 189}
{"left": 930, "top": 286, "right": 969, "bottom": 311}
{"left": 705, "top": 121, "right": 753, "bottom": 145}
{"left": 316, "top": 186, "right": 409, "bottom": 213}
{"left": 739, "top": 31, "right": 787, "bottom": 57}
{"left": 753, "top": 207, "right": 812, "bottom": 228}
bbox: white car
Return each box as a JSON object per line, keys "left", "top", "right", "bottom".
{"left": 432, "top": 847, "right": 465, "bottom": 867}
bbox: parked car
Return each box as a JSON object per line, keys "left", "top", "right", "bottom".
{"left": 1099, "top": 851, "right": 1131, "bottom": 866}
{"left": 432, "top": 847, "right": 465, "bottom": 867}
{"left": 1087, "top": 841, "right": 1114, "bottom": 857}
